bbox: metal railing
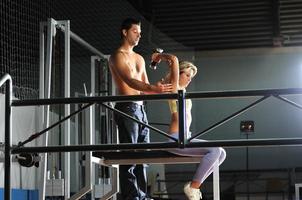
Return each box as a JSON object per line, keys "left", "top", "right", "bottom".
{"left": 2, "top": 72, "right": 302, "bottom": 199}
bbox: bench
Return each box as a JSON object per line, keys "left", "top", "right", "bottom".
{"left": 92, "top": 150, "right": 220, "bottom": 200}
{"left": 92, "top": 150, "right": 202, "bottom": 165}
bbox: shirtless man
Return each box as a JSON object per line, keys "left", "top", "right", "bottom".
{"left": 109, "top": 18, "right": 176, "bottom": 200}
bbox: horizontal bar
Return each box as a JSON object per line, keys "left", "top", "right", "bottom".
{"left": 12, "top": 88, "right": 302, "bottom": 107}
{"left": 12, "top": 93, "right": 178, "bottom": 107}
{"left": 186, "top": 138, "right": 302, "bottom": 148}
{"left": 55, "top": 22, "right": 106, "bottom": 59}
{"left": 11, "top": 137, "right": 302, "bottom": 154}
{"left": 11, "top": 142, "right": 180, "bottom": 154}
{"left": 186, "top": 88, "right": 302, "bottom": 99}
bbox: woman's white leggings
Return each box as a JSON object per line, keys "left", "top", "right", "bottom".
{"left": 168, "top": 133, "right": 226, "bottom": 184}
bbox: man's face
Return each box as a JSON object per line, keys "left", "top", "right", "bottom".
{"left": 123, "top": 24, "right": 141, "bottom": 46}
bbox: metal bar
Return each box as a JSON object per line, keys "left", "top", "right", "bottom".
{"left": 63, "top": 20, "right": 71, "bottom": 199}
{"left": 40, "top": 18, "right": 55, "bottom": 200}
{"left": 0, "top": 74, "right": 12, "bottom": 87}
{"left": 12, "top": 142, "right": 180, "bottom": 154}
{"left": 274, "top": 95, "right": 302, "bottom": 110}
{"left": 186, "top": 88, "right": 302, "bottom": 99}
{"left": 100, "top": 103, "right": 177, "bottom": 141}
{"left": 38, "top": 21, "right": 46, "bottom": 200}
{"left": 91, "top": 56, "right": 99, "bottom": 96}
{"left": 90, "top": 56, "right": 97, "bottom": 200}
{"left": 190, "top": 96, "right": 269, "bottom": 140}
{"left": 39, "top": 22, "right": 45, "bottom": 102}
{"left": 11, "top": 137, "right": 302, "bottom": 154}
{"left": 213, "top": 160, "right": 220, "bottom": 200}
{"left": 55, "top": 23, "right": 105, "bottom": 59}
{"left": 178, "top": 90, "right": 186, "bottom": 147}
{"left": 12, "top": 93, "right": 178, "bottom": 107}
{"left": 12, "top": 88, "right": 302, "bottom": 107}
{"left": 85, "top": 104, "right": 93, "bottom": 199}
{"left": 186, "top": 138, "right": 302, "bottom": 148}
{"left": 69, "top": 186, "right": 91, "bottom": 200}
{"left": 17, "top": 103, "right": 94, "bottom": 147}
{"left": 1, "top": 74, "right": 13, "bottom": 200}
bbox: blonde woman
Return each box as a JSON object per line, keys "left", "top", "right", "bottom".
{"left": 152, "top": 53, "right": 226, "bottom": 200}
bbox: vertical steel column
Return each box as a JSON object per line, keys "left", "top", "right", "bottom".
{"left": 38, "top": 21, "right": 46, "bottom": 198}
{"left": 178, "top": 90, "right": 186, "bottom": 147}
{"left": 84, "top": 103, "right": 93, "bottom": 198}
{"left": 246, "top": 134, "right": 250, "bottom": 200}
{"left": 295, "top": 183, "right": 302, "bottom": 200}
{"left": 3, "top": 75, "right": 12, "bottom": 200}
{"left": 90, "top": 56, "right": 98, "bottom": 200}
{"left": 91, "top": 56, "right": 99, "bottom": 96}
{"left": 39, "top": 21, "right": 45, "bottom": 107}
{"left": 69, "top": 93, "right": 92, "bottom": 200}
{"left": 63, "top": 20, "right": 71, "bottom": 199}
{"left": 213, "top": 160, "right": 220, "bottom": 200}
{"left": 39, "top": 18, "right": 55, "bottom": 200}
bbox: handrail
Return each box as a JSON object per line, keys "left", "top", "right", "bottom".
{"left": 186, "top": 88, "right": 302, "bottom": 99}
{"left": 11, "top": 137, "right": 302, "bottom": 154}
{"left": 4, "top": 75, "right": 302, "bottom": 200}
{"left": 0, "top": 73, "right": 12, "bottom": 88}
{"left": 11, "top": 88, "right": 302, "bottom": 107}
{"left": 12, "top": 93, "right": 178, "bottom": 106}
{"left": 0, "top": 73, "right": 13, "bottom": 200}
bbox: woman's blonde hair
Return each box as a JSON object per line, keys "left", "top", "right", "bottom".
{"left": 179, "top": 61, "right": 197, "bottom": 77}
{"left": 163, "top": 61, "right": 198, "bottom": 83}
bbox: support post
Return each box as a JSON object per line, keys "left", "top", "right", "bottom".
{"left": 178, "top": 90, "right": 186, "bottom": 148}
{"left": 39, "top": 17, "right": 55, "bottom": 200}
{"left": 63, "top": 19, "right": 71, "bottom": 199}
{"left": 3, "top": 75, "right": 12, "bottom": 200}
{"left": 213, "top": 160, "right": 220, "bottom": 200}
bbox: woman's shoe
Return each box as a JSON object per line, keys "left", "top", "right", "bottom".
{"left": 183, "top": 182, "right": 202, "bottom": 200}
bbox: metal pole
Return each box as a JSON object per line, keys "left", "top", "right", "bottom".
{"left": 63, "top": 19, "right": 71, "bottom": 199}
{"left": 11, "top": 137, "right": 302, "bottom": 154}
{"left": 246, "top": 134, "right": 250, "bottom": 200}
{"left": 12, "top": 88, "right": 302, "bottom": 107}
{"left": 178, "top": 90, "right": 186, "bottom": 147}
{"left": 38, "top": 21, "right": 46, "bottom": 199}
{"left": 2, "top": 74, "right": 12, "bottom": 200}
{"left": 186, "top": 88, "right": 302, "bottom": 99}
{"left": 39, "top": 17, "right": 55, "bottom": 200}
{"left": 55, "top": 23, "right": 105, "bottom": 59}
{"left": 12, "top": 93, "right": 178, "bottom": 107}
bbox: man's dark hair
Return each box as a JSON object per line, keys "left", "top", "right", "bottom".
{"left": 120, "top": 17, "right": 141, "bottom": 39}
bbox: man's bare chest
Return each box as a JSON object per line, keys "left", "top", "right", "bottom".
{"left": 126, "top": 58, "right": 143, "bottom": 75}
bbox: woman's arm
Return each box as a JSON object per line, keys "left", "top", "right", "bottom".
{"left": 151, "top": 53, "right": 179, "bottom": 92}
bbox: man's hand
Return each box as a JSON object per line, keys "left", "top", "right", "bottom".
{"left": 153, "top": 81, "right": 173, "bottom": 93}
